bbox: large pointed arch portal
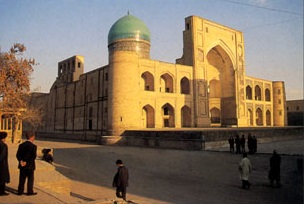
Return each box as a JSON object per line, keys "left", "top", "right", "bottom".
{"left": 207, "top": 45, "right": 237, "bottom": 126}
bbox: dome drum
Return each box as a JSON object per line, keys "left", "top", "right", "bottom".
{"left": 108, "top": 14, "right": 151, "bottom": 58}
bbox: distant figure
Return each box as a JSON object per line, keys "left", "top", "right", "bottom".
{"left": 269, "top": 150, "right": 281, "bottom": 187}
{"left": 252, "top": 136, "right": 257, "bottom": 153}
{"left": 228, "top": 136, "right": 235, "bottom": 153}
{"left": 113, "top": 159, "right": 129, "bottom": 201}
{"left": 240, "top": 135, "right": 246, "bottom": 153}
{"left": 0, "top": 132, "right": 10, "bottom": 196}
{"left": 16, "top": 132, "right": 37, "bottom": 196}
{"left": 247, "top": 134, "right": 253, "bottom": 154}
{"left": 239, "top": 153, "right": 252, "bottom": 190}
{"left": 42, "top": 149, "right": 54, "bottom": 164}
{"left": 235, "top": 135, "right": 241, "bottom": 154}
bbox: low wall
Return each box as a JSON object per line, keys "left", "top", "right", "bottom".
{"left": 37, "top": 127, "right": 303, "bottom": 151}
{"left": 111, "top": 126, "right": 303, "bottom": 150}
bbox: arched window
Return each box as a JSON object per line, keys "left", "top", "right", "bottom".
{"left": 160, "top": 73, "right": 173, "bottom": 93}
{"left": 265, "top": 89, "right": 271, "bottom": 101}
{"left": 255, "top": 85, "right": 262, "bottom": 101}
{"left": 247, "top": 109, "right": 253, "bottom": 126}
{"left": 180, "top": 77, "right": 190, "bottom": 94}
{"left": 246, "top": 85, "right": 252, "bottom": 100}
{"left": 141, "top": 72, "right": 154, "bottom": 91}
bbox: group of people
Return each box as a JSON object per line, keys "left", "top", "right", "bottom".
{"left": 229, "top": 134, "right": 257, "bottom": 154}
{"left": 0, "top": 131, "right": 130, "bottom": 201}
{"left": 238, "top": 149, "right": 281, "bottom": 190}
{"left": 0, "top": 131, "right": 38, "bottom": 196}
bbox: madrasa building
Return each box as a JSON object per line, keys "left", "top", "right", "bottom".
{"left": 31, "top": 14, "right": 287, "bottom": 141}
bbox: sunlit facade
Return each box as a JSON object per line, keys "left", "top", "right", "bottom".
{"left": 36, "top": 14, "right": 287, "bottom": 137}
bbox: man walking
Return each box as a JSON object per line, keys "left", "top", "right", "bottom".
{"left": 16, "top": 132, "right": 37, "bottom": 196}
{"left": 269, "top": 150, "right": 281, "bottom": 187}
{"left": 239, "top": 153, "right": 252, "bottom": 190}
{"left": 113, "top": 159, "right": 129, "bottom": 201}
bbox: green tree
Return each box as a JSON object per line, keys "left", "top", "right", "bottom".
{"left": 0, "top": 43, "right": 39, "bottom": 143}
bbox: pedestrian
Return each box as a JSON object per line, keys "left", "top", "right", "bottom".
{"left": 247, "top": 134, "right": 253, "bottom": 154}
{"left": 0, "top": 132, "right": 10, "bottom": 196}
{"left": 113, "top": 159, "right": 129, "bottom": 201}
{"left": 16, "top": 132, "right": 37, "bottom": 196}
{"left": 252, "top": 136, "right": 257, "bottom": 153}
{"left": 268, "top": 150, "right": 281, "bottom": 187}
{"left": 239, "top": 153, "right": 252, "bottom": 190}
{"left": 235, "top": 135, "right": 241, "bottom": 154}
{"left": 228, "top": 136, "right": 234, "bottom": 153}
{"left": 240, "top": 135, "right": 246, "bottom": 153}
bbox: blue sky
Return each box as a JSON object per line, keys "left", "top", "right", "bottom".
{"left": 0, "top": 0, "right": 303, "bottom": 100}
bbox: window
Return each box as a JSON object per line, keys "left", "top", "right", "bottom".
{"left": 278, "top": 99, "right": 281, "bottom": 104}
{"left": 105, "top": 73, "right": 108, "bottom": 81}
{"left": 296, "top": 106, "right": 299, "bottom": 110}
{"left": 180, "top": 77, "right": 190, "bottom": 94}
{"left": 78, "top": 62, "right": 81, "bottom": 68}
{"left": 186, "top": 23, "right": 190, "bottom": 30}
{"left": 278, "top": 89, "right": 281, "bottom": 94}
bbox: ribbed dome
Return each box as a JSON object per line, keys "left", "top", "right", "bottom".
{"left": 108, "top": 14, "right": 151, "bottom": 45}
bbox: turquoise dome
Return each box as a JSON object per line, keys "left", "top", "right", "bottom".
{"left": 108, "top": 14, "right": 151, "bottom": 45}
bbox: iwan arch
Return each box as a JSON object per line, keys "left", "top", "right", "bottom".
{"left": 38, "top": 14, "right": 287, "bottom": 138}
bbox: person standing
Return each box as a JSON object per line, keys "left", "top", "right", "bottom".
{"left": 228, "top": 136, "right": 234, "bottom": 153}
{"left": 240, "top": 135, "right": 246, "bottom": 153}
{"left": 0, "top": 132, "right": 10, "bottom": 196}
{"left": 269, "top": 150, "right": 281, "bottom": 187}
{"left": 239, "top": 153, "right": 252, "bottom": 190}
{"left": 113, "top": 159, "right": 129, "bottom": 201}
{"left": 235, "top": 135, "right": 241, "bottom": 154}
{"left": 16, "top": 132, "right": 37, "bottom": 196}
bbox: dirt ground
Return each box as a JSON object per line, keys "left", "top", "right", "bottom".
{"left": 32, "top": 138, "right": 303, "bottom": 204}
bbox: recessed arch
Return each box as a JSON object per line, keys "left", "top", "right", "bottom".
{"left": 265, "top": 88, "right": 271, "bottom": 101}
{"left": 255, "top": 85, "right": 262, "bottom": 101}
{"left": 160, "top": 73, "right": 174, "bottom": 93}
{"left": 247, "top": 109, "right": 253, "bottom": 126}
{"left": 246, "top": 85, "right": 252, "bottom": 100}
{"left": 207, "top": 44, "right": 236, "bottom": 126}
{"left": 266, "top": 110, "right": 271, "bottom": 126}
{"left": 162, "top": 103, "right": 175, "bottom": 127}
{"left": 210, "top": 107, "right": 221, "bottom": 124}
{"left": 142, "top": 104, "right": 155, "bottom": 128}
{"left": 180, "top": 77, "right": 190, "bottom": 94}
{"left": 141, "top": 71, "right": 154, "bottom": 91}
{"left": 256, "top": 108, "right": 263, "bottom": 126}
{"left": 181, "top": 105, "right": 191, "bottom": 127}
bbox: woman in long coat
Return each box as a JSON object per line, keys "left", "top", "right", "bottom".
{"left": 239, "top": 153, "right": 252, "bottom": 189}
{"left": 0, "top": 132, "right": 10, "bottom": 196}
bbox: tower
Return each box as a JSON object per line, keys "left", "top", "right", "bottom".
{"left": 107, "top": 14, "right": 151, "bottom": 135}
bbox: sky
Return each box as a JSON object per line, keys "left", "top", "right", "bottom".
{"left": 0, "top": 0, "right": 303, "bottom": 100}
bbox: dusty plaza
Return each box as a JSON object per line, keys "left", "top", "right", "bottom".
{"left": 2, "top": 137, "right": 303, "bottom": 204}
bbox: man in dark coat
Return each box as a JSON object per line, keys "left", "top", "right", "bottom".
{"left": 0, "top": 132, "right": 10, "bottom": 196}
{"left": 113, "top": 159, "right": 129, "bottom": 201}
{"left": 16, "top": 132, "right": 37, "bottom": 195}
{"left": 269, "top": 150, "right": 281, "bottom": 187}
{"left": 235, "top": 135, "right": 241, "bottom": 154}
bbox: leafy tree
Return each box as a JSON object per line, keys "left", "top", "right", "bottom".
{"left": 0, "top": 43, "right": 39, "bottom": 142}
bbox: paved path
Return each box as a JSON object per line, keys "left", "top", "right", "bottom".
{"left": 2, "top": 138, "right": 303, "bottom": 204}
